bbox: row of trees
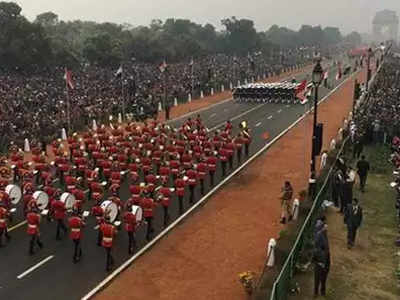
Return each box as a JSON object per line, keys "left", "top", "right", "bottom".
{"left": 0, "top": 1, "right": 363, "bottom": 70}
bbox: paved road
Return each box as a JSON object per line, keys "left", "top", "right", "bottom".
{"left": 0, "top": 59, "right": 356, "bottom": 300}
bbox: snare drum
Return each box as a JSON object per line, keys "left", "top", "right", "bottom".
{"left": 101, "top": 200, "right": 118, "bottom": 223}
{"left": 131, "top": 205, "right": 143, "bottom": 222}
{"left": 33, "top": 191, "right": 49, "bottom": 210}
{"left": 5, "top": 184, "right": 22, "bottom": 205}
{"left": 60, "top": 192, "right": 76, "bottom": 210}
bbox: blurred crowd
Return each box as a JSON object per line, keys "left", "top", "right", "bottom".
{"left": 0, "top": 46, "right": 349, "bottom": 152}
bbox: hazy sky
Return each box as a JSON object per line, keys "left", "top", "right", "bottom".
{"left": 14, "top": 0, "right": 400, "bottom": 34}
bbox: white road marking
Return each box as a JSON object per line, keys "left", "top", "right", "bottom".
{"left": 17, "top": 255, "right": 54, "bottom": 279}
{"left": 210, "top": 113, "right": 217, "bottom": 118}
{"left": 277, "top": 109, "right": 282, "bottom": 113}
{"left": 286, "top": 105, "right": 290, "bottom": 108}
{"left": 209, "top": 103, "right": 266, "bottom": 131}
{"left": 82, "top": 67, "right": 359, "bottom": 300}
{"left": 9, "top": 220, "right": 27, "bottom": 232}
{"left": 223, "top": 108, "right": 228, "bottom": 112}
{"left": 255, "top": 122, "right": 262, "bottom": 127}
{"left": 267, "top": 115, "right": 273, "bottom": 120}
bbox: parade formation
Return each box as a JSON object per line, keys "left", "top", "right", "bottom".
{"left": 0, "top": 115, "right": 252, "bottom": 270}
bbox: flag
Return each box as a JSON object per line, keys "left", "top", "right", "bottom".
{"left": 336, "top": 63, "right": 342, "bottom": 80}
{"left": 189, "top": 57, "right": 194, "bottom": 66}
{"left": 295, "top": 80, "right": 307, "bottom": 96}
{"left": 64, "top": 68, "right": 74, "bottom": 89}
{"left": 323, "top": 71, "right": 329, "bottom": 80}
{"left": 115, "top": 65, "right": 123, "bottom": 78}
{"left": 159, "top": 60, "right": 168, "bottom": 73}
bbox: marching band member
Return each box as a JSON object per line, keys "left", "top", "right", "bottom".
{"left": 100, "top": 216, "right": 117, "bottom": 271}
{"left": 159, "top": 162, "right": 171, "bottom": 185}
{"left": 123, "top": 204, "right": 138, "bottom": 254}
{"left": 242, "top": 127, "right": 252, "bottom": 157}
{"left": 206, "top": 152, "right": 218, "bottom": 187}
{"left": 218, "top": 146, "right": 229, "bottom": 177}
{"left": 91, "top": 194, "right": 105, "bottom": 246}
{"left": 174, "top": 173, "right": 186, "bottom": 215}
{"left": 141, "top": 193, "right": 157, "bottom": 241}
{"left": 186, "top": 168, "right": 198, "bottom": 204}
{"left": 144, "top": 172, "right": 157, "bottom": 197}
{"left": 26, "top": 208, "right": 43, "bottom": 255}
{"left": 0, "top": 203, "right": 11, "bottom": 246}
{"left": 196, "top": 159, "right": 208, "bottom": 195}
{"left": 234, "top": 133, "right": 244, "bottom": 165}
{"left": 51, "top": 196, "right": 68, "bottom": 240}
{"left": 158, "top": 185, "right": 173, "bottom": 227}
{"left": 224, "top": 120, "right": 233, "bottom": 134}
{"left": 225, "top": 138, "right": 235, "bottom": 170}
{"left": 68, "top": 208, "right": 85, "bottom": 263}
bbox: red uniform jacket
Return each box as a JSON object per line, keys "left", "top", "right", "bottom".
{"left": 92, "top": 205, "right": 104, "bottom": 224}
{"left": 26, "top": 212, "right": 40, "bottom": 235}
{"left": 141, "top": 198, "right": 156, "bottom": 218}
{"left": 52, "top": 200, "right": 66, "bottom": 220}
{"left": 123, "top": 212, "right": 137, "bottom": 232}
{"left": 0, "top": 207, "right": 9, "bottom": 229}
{"left": 197, "top": 162, "right": 208, "bottom": 179}
{"left": 207, "top": 156, "right": 218, "bottom": 172}
{"left": 69, "top": 216, "right": 84, "bottom": 240}
{"left": 186, "top": 169, "right": 198, "bottom": 186}
{"left": 100, "top": 223, "right": 115, "bottom": 248}
{"left": 159, "top": 187, "right": 172, "bottom": 207}
{"left": 174, "top": 178, "right": 186, "bottom": 197}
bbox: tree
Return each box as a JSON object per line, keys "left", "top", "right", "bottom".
{"left": 344, "top": 31, "right": 362, "bottom": 47}
{"left": 83, "top": 33, "right": 122, "bottom": 66}
{"left": 35, "top": 11, "right": 59, "bottom": 27}
{"left": 221, "top": 17, "right": 260, "bottom": 55}
{"left": 323, "top": 27, "right": 342, "bottom": 45}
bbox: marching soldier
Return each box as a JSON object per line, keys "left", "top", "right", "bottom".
{"left": 197, "top": 159, "right": 208, "bottom": 195}
{"left": 242, "top": 127, "right": 252, "bottom": 156}
{"left": 123, "top": 204, "right": 138, "bottom": 254}
{"left": 174, "top": 173, "right": 186, "bottom": 215}
{"left": 68, "top": 208, "right": 85, "bottom": 263}
{"left": 26, "top": 208, "right": 43, "bottom": 255}
{"left": 52, "top": 196, "right": 68, "bottom": 240}
{"left": 0, "top": 203, "right": 11, "bottom": 246}
{"left": 141, "top": 193, "right": 157, "bottom": 241}
{"left": 234, "top": 133, "right": 244, "bottom": 164}
{"left": 218, "top": 146, "right": 228, "bottom": 177}
{"left": 159, "top": 185, "right": 173, "bottom": 227}
{"left": 206, "top": 152, "right": 218, "bottom": 186}
{"left": 92, "top": 195, "right": 105, "bottom": 246}
{"left": 186, "top": 168, "right": 198, "bottom": 204}
{"left": 100, "top": 216, "right": 117, "bottom": 271}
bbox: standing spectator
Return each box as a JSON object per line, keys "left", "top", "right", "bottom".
{"left": 344, "top": 198, "right": 363, "bottom": 249}
{"left": 313, "top": 223, "right": 330, "bottom": 297}
{"left": 356, "top": 155, "right": 370, "bottom": 192}
{"left": 280, "top": 181, "right": 293, "bottom": 224}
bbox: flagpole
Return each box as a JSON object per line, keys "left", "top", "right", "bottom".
{"left": 191, "top": 58, "right": 194, "bottom": 97}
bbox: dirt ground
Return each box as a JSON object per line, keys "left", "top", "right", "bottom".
{"left": 94, "top": 70, "right": 366, "bottom": 300}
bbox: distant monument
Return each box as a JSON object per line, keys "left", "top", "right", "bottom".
{"left": 372, "top": 10, "right": 399, "bottom": 43}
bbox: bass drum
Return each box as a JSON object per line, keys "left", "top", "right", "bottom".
{"left": 60, "top": 192, "right": 76, "bottom": 210}
{"left": 33, "top": 191, "right": 49, "bottom": 210}
{"left": 101, "top": 200, "right": 118, "bottom": 223}
{"left": 131, "top": 205, "right": 143, "bottom": 222}
{"left": 5, "top": 184, "right": 22, "bottom": 205}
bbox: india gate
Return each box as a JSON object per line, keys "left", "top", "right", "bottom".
{"left": 372, "top": 10, "right": 399, "bottom": 43}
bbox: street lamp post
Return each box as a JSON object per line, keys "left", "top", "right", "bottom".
{"left": 366, "top": 47, "right": 372, "bottom": 91}
{"left": 309, "top": 59, "right": 324, "bottom": 199}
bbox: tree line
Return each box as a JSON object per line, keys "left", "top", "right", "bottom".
{"left": 0, "top": 1, "right": 363, "bottom": 71}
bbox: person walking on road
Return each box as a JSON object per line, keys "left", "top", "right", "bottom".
{"left": 52, "top": 197, "right": 68, "bottom": 240}
{"left": 344, "top": 198, "right": 363, "bottom": 249}
{"left": 356, "top": 155, "right": 370, "bottom": 192}
{"left": 313, "top": 223, "right": 330, "bottom": 297}
{"left": 0, "top": 203, "right": 11, "bottom": 246}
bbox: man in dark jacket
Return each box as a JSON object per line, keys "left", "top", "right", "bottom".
{"left": 356, "top": 155, "right": 370, "bottom": 192}
{"left": 313, "top": 223, "right": 330, "bottom": 297}
{"left": 344, "top": 198, "right": 363, "bottom": 249}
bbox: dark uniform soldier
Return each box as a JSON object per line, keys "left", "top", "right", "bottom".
{"left": 344, "top": 198, "right": 363, "bottom": 249}
{"left": 356, "top": 155, "right": 370, "bottom": 192}
{"left": 313, "top": 223, "right": 330, "bottom": 297}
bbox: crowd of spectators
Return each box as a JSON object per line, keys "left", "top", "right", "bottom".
{"left": 0, "top": 45, "right": 349, "bottom": 152}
